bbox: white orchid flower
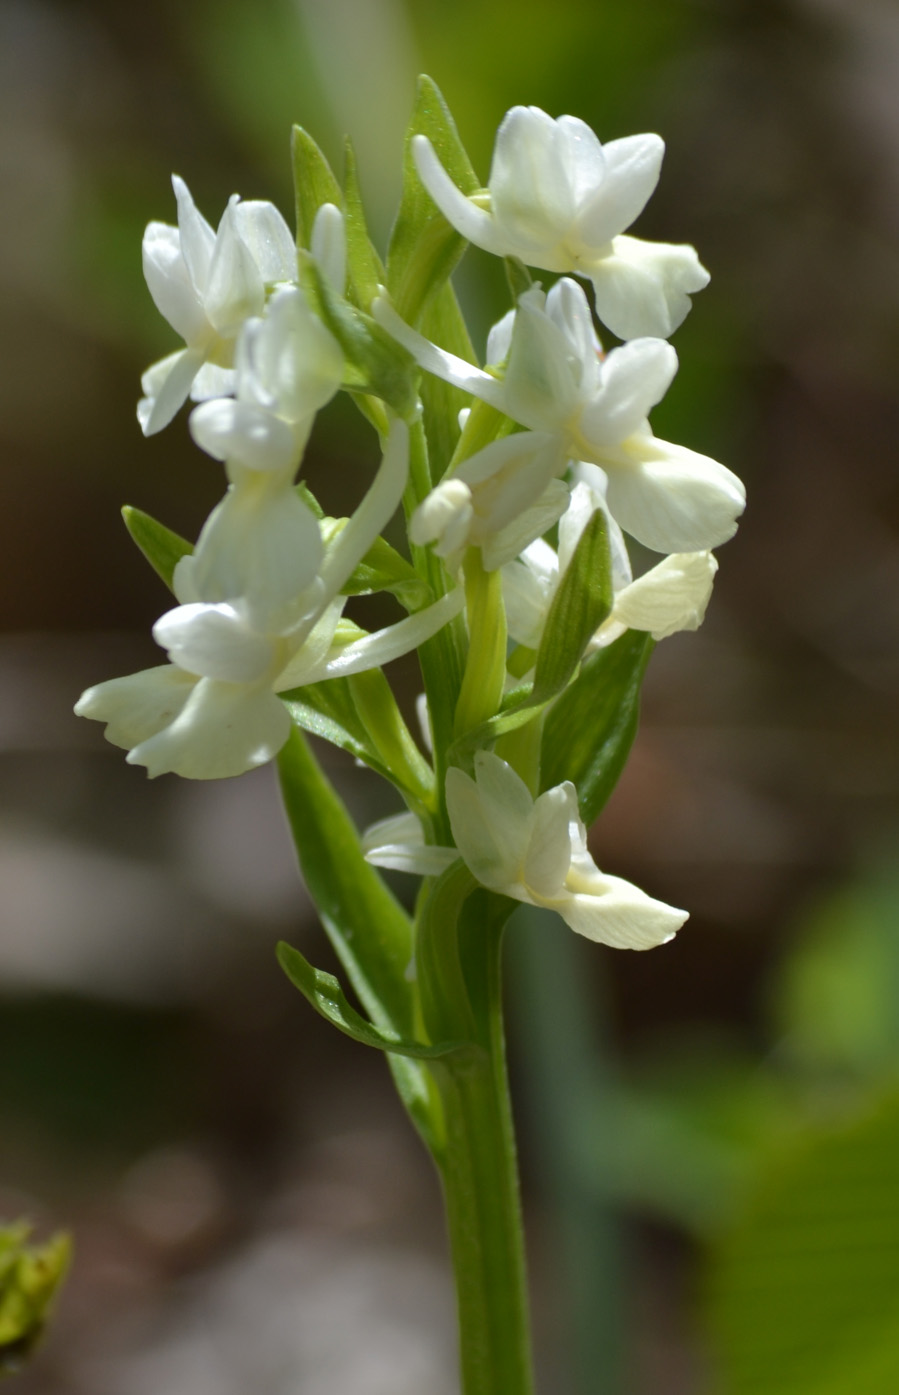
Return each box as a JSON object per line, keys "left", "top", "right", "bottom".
{"left": 76, "top": 422, "right": 463, "bottom": 779}
{"left": 189, "top": 286, "right": 344, "bottom": 483}
{"left": 139, "top": 176, "right": 297, "bottom": 436}
{"left": 410, "top": 431, "right": 570, "bottom": 572}
{"left": 503, "top": 476, "right": 718, "bottom": 652}
{"left": 375, "top": 278, "right": 745, "bottom": 555}
{"left": 364, "top": 752, "right": 686, "bottom": 949}
{"left": 412, "top": 106, "right": 708, "bottom": 339}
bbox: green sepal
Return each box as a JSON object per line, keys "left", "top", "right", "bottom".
{"left": 343, "top": 138, "right": 386, "bottom": 312}
{"left": 533, "top": 509, "right": 613, "bottom": 701}
{"left": 295, "top": 480, "right": 325, "bottom": 518}
{"left": 276, "top": 728, "right": 441, "bottom": 1148}
{"left": 291, "top": 124, "right": 343, "bottom": 251}
{"left": 0, "top": 1223, "right": 71, "bottom": 1376}
{"left": 122, "top": 505, "right": 192, "bottom": 593}
{"left": 387, "top": 75, "right": 480, "bottom": 325}
{"left": 301, "top": 253, "right": 417, "bottom": 417}
{"left": 320, "top": 521, "right": 431, "bottom": 610}
{"left": 277, "top": 942, "right": 461, "bottom": 1058}
{"left": 348, "top": 668, "right": 435, "bottom": 809}
{"left": 541, "top": 630, "right": 654, "bottom": 825}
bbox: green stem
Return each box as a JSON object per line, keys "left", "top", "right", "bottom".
{"left": 419, "top": 867, "right": 535, "bottom": 1395}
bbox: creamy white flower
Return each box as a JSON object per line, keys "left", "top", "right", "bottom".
{"left": 410, "top": 432, "right": 570, "bottom": 571}
{"left": 76, "top": 422, "right": 463, "bottom": 779}
{"left": 413, "top": 106, "right": 708, "bottom": 339}
{"left": 139, "top": 176, "right": 296, "bottom": 436}
{"left": 375, "top": 278, "right": 745, "bottom": 554}
{"left": 364, "top": 752, "right": 686, "bottom": 948}
{"left": 189, "top": 286, "right": 343, "bottom": 481}
{"left": 448, "top": 753, "right": 686, "bottom": 946}
{"left": 503, "top": 478, "right": 718, "bottom": 651}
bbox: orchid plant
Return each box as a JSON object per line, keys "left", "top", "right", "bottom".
{"left": 76, "top": 79, "right": 744, "bottom": 1394}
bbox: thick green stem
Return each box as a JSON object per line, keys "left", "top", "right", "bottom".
{"left": 419, "top": 867, "right": 535, "bottom": 1395}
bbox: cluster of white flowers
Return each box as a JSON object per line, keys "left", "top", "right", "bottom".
{"left": 77, "top": 99, "right": 746, "bottom": 952}
{"left": 76, "top": 180, "right": 459, "bottom": 779}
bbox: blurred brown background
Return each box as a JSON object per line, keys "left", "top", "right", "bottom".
{"left": 2, "top": 1, "right": 899, "bottom": 1392}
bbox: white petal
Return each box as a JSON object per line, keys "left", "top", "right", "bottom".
{"left": 372, "top": 296, "right": 508, "bottom": 410}
{"left": 471, "top": 751, "right": 534, "bottom": 880}
{"left": 560, "top": 872, "right": 687, "bottom": 949}
{"left": 317, "top": 590, "right": 464, "bottom": 679}
{"left": 138, "top": 348, "right": 205, "bottom": 436}
{"left": 190, "top": 362, "right": 237, "bottom": 401}
{"left": 153, "top": 603, "right": 275, "bottom": 683}
{"left": 481, "top": 478, "right": 570, "bottom": 572}
{"left": 317, "top": 418, "right": 409, "bottom": 603}
{"left": 524, "top": 784, "right": 575, "bottom": 898}
{"left": 362, "top": 812, "right": 457, "bottom": 876}
{"left": 611, "top": 551, "right": 718, "bottom": 639}
{"left": 502, "top": 557, "right": 554, "bottom": 649}
{"left": 252, "top": 287, "right": 343, "bottom": 424}
{"left": 544, "top": 277, "right": 601, "bottom": 381}
{"left": 204, "top": 199, "right": 265, "bottom": 335}
{"left": 575, "top": 132, "right": 664, "bottom": 246}
{"left": 189, "top": 398, "right": 299, "bottom": 473}
{"left": 274, "top": 600, "right": 345, "bottom": 691}
{"left": 459, "top": 431, "right": 567, "bottom": 535}
{"left": 172, "top": 176, "right": 216, "bottom": 289}
{"left": 445, "top": 765, "right": 516, "bottom": 891}
{"left": 555, "top": 116, "right": 607, "bottom": 203}
{"left": 503, "top": 286, "right": 581, "bottom": 430}
{"left": 128, "top": 677, "right": 291, "bottom": 780}
{"left": 142, "top": 221, "right": 208, "bottom": 345}
{"left": 489, "top": 107, "right": 576, "bottom": 259}
{"left": 412, "top": 135, "right": 506, "bottom": 255}
{"left": 229, "top": 199, "right": 297, "bottom": 282}
{"left": 74, "top": 664, "right": 197, "bottom": 749}
{"left": 188, "top": 482, "right": 324, "bottom": 628}
{"left": 410, "top": 479, "right": 473, "bottom": 551}
{"left": 580, "top": 337, "right": 678, "bottom": 447}
{"left": 310, "top": 202, "right": 347, "bottom": 293}
{"left": 603, "top": 434, "right": 745, "bottom": 553}
{"left": 486, "top": 308, "right": 516, "bottom": 366}
{"left": 591, "top": 235, "right": 710, "bottom": 340}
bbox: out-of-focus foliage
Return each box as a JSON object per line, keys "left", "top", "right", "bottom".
{"left": 0, "top": 1223, "right": 70, "bottom": 1377}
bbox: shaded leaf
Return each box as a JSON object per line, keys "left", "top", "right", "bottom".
{"left": 122, "top": 505, "right": 192, "bottom": 592}
{"left": 386, "top": 75, "right": 480, "bottom": 325}
{"left": 278, "top": 942, "right": 461, "bottom": 1058}
{"left": 541, "top": 631, "right": 653, "bottom": 824}
{"left": 533, "top": 509, "right": 613, "bottom": 701}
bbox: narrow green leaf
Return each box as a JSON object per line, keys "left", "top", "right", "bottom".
{"left": 349, "top": 668, "right": 435, "bottom": 807}
{"left": 541, "top": 631, "right": 653, "bottom": 825}
{"left": 282, "top": 680, "right": 388, "bottom": 777}
{"left": 291, "top": 124, "right": 343, "bottom": 249}
{"left": 276, "top": 728, "right": 440, "bottom": 1144}
{"left": 533, "top": 509, "right": 613, "bottom": 701}
{"left": 386, "top": 75, "right": 480, "bottom": 325}
{"left": 122, "top": 506, "right": 192, "bottom": 592}
{"left": 343, "top": 137, "right": 386, "bottom": 312}
{"left": 277, "top": 942, "right": 461, "bottom": 1058}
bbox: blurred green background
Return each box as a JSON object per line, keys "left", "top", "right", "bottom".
{"left": 2, "top": 0, "right": 899, "bottom": 1391}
